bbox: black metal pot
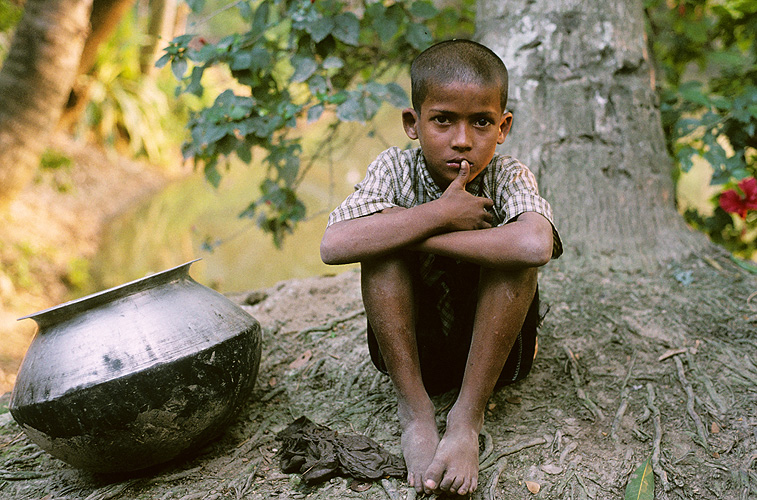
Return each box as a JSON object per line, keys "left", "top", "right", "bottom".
{"left": 9, "top": 260, "right": 261, "bottom": 473}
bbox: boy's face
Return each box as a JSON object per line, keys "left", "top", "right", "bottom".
{"left": 402, "top": 81, "right": 512, "bottom": 190}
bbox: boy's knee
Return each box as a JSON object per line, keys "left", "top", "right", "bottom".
{"left": 480, "top": 266, "right": 538, "bottom": 292}
{"left": 360, "top": 251, "right": 415, "bottom": 280}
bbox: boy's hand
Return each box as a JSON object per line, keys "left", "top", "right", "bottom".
{"left": 439, "top": 160, "right": 494, "bottom": 231}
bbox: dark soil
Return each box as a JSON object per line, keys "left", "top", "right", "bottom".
{"left": 1, "top": 250, "right": 755, "bottom": 500}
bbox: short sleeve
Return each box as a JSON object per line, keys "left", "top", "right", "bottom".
{"left": 327, "top": 148, "right": 403, "bottom": 226}
{"left": 494, "top": 159, "right": 563, "bottom": 259}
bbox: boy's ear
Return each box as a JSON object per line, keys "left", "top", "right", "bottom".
{"left": 402, "top": 108, "right": 419, "bottom": 140}
{"left": 498, "top": 112, "right": 513, "bottom": 144}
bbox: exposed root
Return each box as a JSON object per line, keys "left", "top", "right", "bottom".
{"left": 563, "top": 346, "right": 604, "bottom": 421}
{"left": 671, "top": 355, "right": 709, "bottom": 452}
{"left": 645, "top": 383, "right": 671, "bottom": 493}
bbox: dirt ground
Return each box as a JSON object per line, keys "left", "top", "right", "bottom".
{"left": 1, "top": 248, "right": 756, "bottom": 499}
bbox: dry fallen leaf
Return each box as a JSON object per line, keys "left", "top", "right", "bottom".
{"left": 506, "top": 396, "right": 523, "bottom": 404}
{"left": 288, "top": 349, "right": 312, "bottom": 370}
{"left": 349, "top": 479, "right": 372, "bottom": 492}
{"left": 526, "top": 480, "right": 541, "bottom": 494}
{"left": 711, "top": 421, "right": 720, "bottom": 434}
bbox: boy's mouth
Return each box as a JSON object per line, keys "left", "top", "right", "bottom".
{"left": 448, "top": 159, "right": 471, "bottom": 167}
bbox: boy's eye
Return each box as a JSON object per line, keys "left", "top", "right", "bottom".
{"left": 432, "top": 116, "right": 450, "bottom": 125}
{"left": 474, "top": 118, "right": 493, "bottom": 127}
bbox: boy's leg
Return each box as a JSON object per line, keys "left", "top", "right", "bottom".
{"left": 360, "top": 254, "right": 440, "bottom": 493}
{"left": 423, "top": 266, "right": 539, "bottom": 496}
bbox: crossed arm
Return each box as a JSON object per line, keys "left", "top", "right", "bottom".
{"left": 320, "top": 163, "right": 554, "bottom": 269}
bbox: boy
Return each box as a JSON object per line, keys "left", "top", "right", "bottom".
{"left": 320, "top": 39, "right": 562, "bottom": 496}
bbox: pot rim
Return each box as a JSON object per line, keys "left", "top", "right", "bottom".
{"left": 18, "top": 259, "right": 202, "bottom": 326}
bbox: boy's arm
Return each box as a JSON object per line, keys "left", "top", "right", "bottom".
{"left": 320, "top": 161, "right": 494, "bottom": 264}
{"left": 412, "top": 211, "right": 555, "bottom": 269}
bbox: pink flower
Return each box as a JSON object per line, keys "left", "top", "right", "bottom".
{"left": 720, "top": 177, "right": 757, "bottom": 219}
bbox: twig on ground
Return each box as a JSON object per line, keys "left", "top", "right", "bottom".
{"left": 611, "top": 354, "right": 636, "bottom": 440}
{"left": 672, "top": 355, "right": 710, "bottom": 452}
{"left": 479, "top": 437, "right": 546, "bottom": 471}
{"left": 342, "top": 358, "right": 371, "bottom": 398}
{"left": 563, "top": 346, "right": 604, "bottom": 421}
{"left": 559, "top": 441, "right": 578, "bottom": 466}
{"left": 484, "top": 456, "right": 508, "bottom": 500}
{"left": 298, "top": 309, "right": 365, "bottom": 338}
{"left": 645, "top": 383, "right": 671, "bottom": 492}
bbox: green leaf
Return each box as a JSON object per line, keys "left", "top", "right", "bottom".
{"left": 410, "top": 0, "right": 438, "bottom": 19}
{"left": 171, "top": 57, "right": 188, "bottom": 80}
{"left": 332, "top": 13, "right": 360, "bottom": 46}
{"left": 308, "top": 104, "right": 324, "bottom": 123}
{"left": 231, "top": 51, "right": 253, "bottom": 70}
{"left": 252, "top": 0, "right": 269, "bottom": 34}
{"left": 155, "top": 53, "right": 171, "bottom": 69}
{"left": 384, "top": 82, "right": 409, "bottom": 108}
{"left": 624, "top": 457, "right": 654, "bottom": 500}
{"left": 336, "top": 93, "right": 365, "bottom": 122}
{"left": 373, "top": 14, "right": 399, "bottom": 42}
{"left": 237, "top": 1, "right": 252, "bottom": 21}
{"left": 308, "top": 16, "right": 335, "bottom": 43}
{"left": 405, "top": 22, "right": 432, "bottom": 50}
{"left": 291, "top": 56, "right": 318, "bottom": 83}
{"left": 322, "top": 56, "right": 344, "bottom": 69}
{"left": 204, "top": 162, "right": 222, "bottom": 188}
{"left": 679, "top": 82, "right": 710, "bottom": 107}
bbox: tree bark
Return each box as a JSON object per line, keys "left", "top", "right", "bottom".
{"left": 0, "top": 0, "right": 93, "bottom": 207}
{"left": 57, "top": 0, "right": 136, "bottom": 131}
{"left": 476, "top": 0, "right": 707, "bottom": 271}
{"left": 139, "top": 0, "right": 178, "bottom": 77}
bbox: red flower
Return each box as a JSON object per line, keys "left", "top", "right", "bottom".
{"left": 719, "top": 177, "right": 757, "bottom": 219}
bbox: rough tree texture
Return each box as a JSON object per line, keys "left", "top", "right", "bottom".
{"left": 0, "top": 0, "right": 92, "bottom": 206}
{"left": 478, "top": 0, "right": 708, "bottom": 271}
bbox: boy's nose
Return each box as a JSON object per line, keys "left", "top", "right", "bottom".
{"left": 451, "top": 124, "right": 472, "bottom": 150}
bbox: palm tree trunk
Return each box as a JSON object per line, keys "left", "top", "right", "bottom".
{"left": 0, "top": 0, "right": 93, "bottom": 207}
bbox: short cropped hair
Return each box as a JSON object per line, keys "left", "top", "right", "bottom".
{"left": 410, "top": 39, "right": 509, "bottom": 112}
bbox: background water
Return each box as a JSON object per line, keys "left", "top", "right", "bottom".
{"left": 85, "top": 108, "right": 411, "bottom": 295}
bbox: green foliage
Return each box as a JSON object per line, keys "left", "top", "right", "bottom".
{"left": 162, "top": 0, "right": 474, "bottom": 245}
{"left": 79, "top": 7, "right": 203, "bottom": 166}
{"left": 0, "top": 0, "right": 22, "bottom": 60}
{"left": 646, "top": 0, "right": 757, "bottom": 259}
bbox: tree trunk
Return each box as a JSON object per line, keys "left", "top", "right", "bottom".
{"left": 57, "top": 0, "right": 136, "bottom": 131}
{"left": 476, "top": 0, "right": 707, "bottom": 271}
{"left": 139, "top": 0, "right": 178, "bottom": 77}
{"left": 0, "top": 0, "right": 92, "bottom": 207}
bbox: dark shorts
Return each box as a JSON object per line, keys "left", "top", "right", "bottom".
{"left": 366, "top": 256, "right": 540, "bottom": 396}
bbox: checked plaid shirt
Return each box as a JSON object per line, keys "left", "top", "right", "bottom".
{"left": 327, "top": 146, "right": 562, "bottom": 336}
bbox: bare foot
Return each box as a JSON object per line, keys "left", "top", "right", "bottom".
{"left": 398, "top": 401, "right": 439, "bottom": 492}
{"left": 422, "top": 421, "right": 480, "bottom": 496}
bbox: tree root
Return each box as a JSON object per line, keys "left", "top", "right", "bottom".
{"left": 479, "top": 427, "right": 494, "bottom": 465}
{"left": 645, "top": 383, "right": 671, "bottom": 493}
{"left": 483, "top": 456, "right": 507, "bottom": 500}
{"left": 298, "top": 309, "right": 365, "bottom": 339}
{"left": 671, "top": 355, "right": 709, "bottom": 452}
{"left": 479, "top": 437, "right": 546, "bottom": 472}
{"left": 611, "top": 354, "right": 636, "bottom": 440}
{"left": 563, "top": 346, "right": 604, "bottom": 421}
